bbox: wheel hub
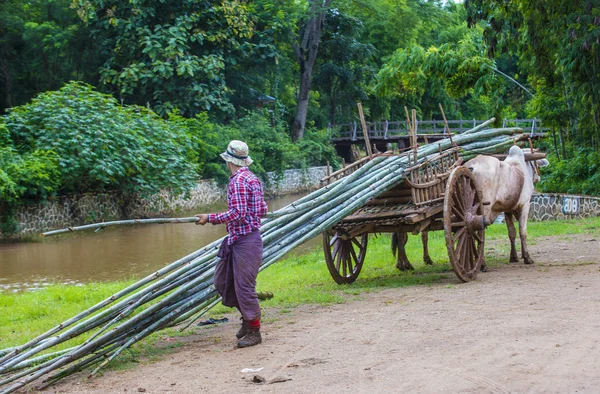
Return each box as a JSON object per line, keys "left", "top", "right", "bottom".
{"left": 465, "top": 211, "right": 486, "bottom": 233}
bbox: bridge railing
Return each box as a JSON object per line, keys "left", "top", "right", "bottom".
{"left": 330, "top": 118, "right": 546, "bottom": 141}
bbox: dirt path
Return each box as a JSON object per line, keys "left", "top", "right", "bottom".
{"left": 48, "top": 234, "right": 600, "bottom": 394}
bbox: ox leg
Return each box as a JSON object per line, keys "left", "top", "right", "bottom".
{"left": 392, "top": 232, "right": 414, "bottom": 271}
{"left": 421, "top": 232, "right": 434, "bottom": 265}
{"left": 517, "top": 208, "right": 534, "bottom": 265}
{"left": 505, "top": 212, "right": 520, "bottom": 263}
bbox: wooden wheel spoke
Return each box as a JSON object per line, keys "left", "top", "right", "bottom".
{"left": 452, "top": 227, "right": 466, "bottom": 245}
{"left": 335, "top": 244, "right": 344, "bottom": 271}
{"left": 455, "top": 236, "right": 466, "bottom": 264}
{"left": 351, "top": 237, "right": 364, "bottom": 251}
{"left": 470, "top": 237, "right": 477, "bottom": 269}
{"left": 332, "top": 242, "right": 341, "bottom": 261}
{"left": 349, "top": 247, "right": 359, "bottom": 271}
{"left": 451, "top": 205, "right": 465, "bottom": 221}
{"left": 464, "top": 180, "right": 475, "bottom": 209}
{"left": 473, "top": 230, "right": 483, "bottom": 244}
{"left": 329, "top": 234, "right": 338, "bottom": 247}
{"left": 453, "top": 188, "right": 466, "bottom": 213}
{"left": 346, "top": 255, "right": 354, "bottom": 275}
{"left": 465, "top": 237, "right": 474, "bottom": 271}
{"left": 451, "top": 221, "right": 466, "bottom": 228}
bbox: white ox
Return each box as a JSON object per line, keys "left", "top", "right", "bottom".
{"left": 392, "top": 147, "right": 549, "bottom": 270}
{"left": 465, "top": 146, "right": 549, "bottom": 266}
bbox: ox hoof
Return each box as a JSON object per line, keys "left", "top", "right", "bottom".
{"left": 524, "top": 258, "right": 534, "bottom": 265}
{"left": 509, "top": 257, "right": 520, "bottom": 263}
{"left": 480, "top": 264, "right": 488, "bottom": 272}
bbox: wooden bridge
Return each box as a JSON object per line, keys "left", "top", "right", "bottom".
{"left": 330, "top": 118, "right": 545, "bottom": 162}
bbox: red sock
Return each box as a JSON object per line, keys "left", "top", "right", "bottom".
{"left": 248, "top": 318, "right": 260, "bottom": 330}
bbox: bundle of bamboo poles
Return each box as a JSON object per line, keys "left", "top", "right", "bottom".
{"left": 0, "top": 122, "right": 532, "bottom": 393}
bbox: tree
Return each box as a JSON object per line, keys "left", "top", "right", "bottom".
{"left": 71, "top": 0, "right": 259, "bottom": 117}
{"left": 373, "top": 5, "right": 500, "bottom": 120}
{"left": 312, "top": 8, "right": 376, "bottom": 125}
{"left": 0, "top": 0, "right": 101, "bottom": 113}
{"left": 465, "top": 0, "right": 600, "bottom": 149}
{"left": 291, "top": 0, "right": 332, "bottom": 141}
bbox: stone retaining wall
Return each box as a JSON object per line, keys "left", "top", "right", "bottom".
{"left": 4, "top": 167, "right": 329, "bottom": 239}
{"left": 529, "top": 193, "right": 600, "bottom": 221}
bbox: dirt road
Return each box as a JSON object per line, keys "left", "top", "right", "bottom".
{"left": 51, "top": 234, "right": 600, "bottom": 394}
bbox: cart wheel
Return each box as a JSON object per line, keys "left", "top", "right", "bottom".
{"left": 322, "top": 230, "right": 368, "bottom": 284}
{"left": 443, "top": 167, "right": 486, "bottom": 282}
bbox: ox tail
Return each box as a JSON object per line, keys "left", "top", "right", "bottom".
{"left": 391, "top": 232, "right": 398, "bottom": 257}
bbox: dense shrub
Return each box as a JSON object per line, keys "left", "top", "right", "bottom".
{"left": 5, "top": 82, "right": 198, "bottom": 196}
{"left": 0, "top": 148, "right": 60, "bottom": 233}
{"left": 1, "top": 82, "right": 341, "bottom": 234}
{"left": 174, "top": 111, "right": 339, "bottom": 184}
{"left": 538, "top": 148, "right": 600, "bottom": 196}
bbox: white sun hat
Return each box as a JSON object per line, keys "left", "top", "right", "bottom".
{"left": 220, "top": 140, "right": 253, "bottom": 167}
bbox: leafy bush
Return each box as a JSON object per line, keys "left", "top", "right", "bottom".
{"left": 0, "top": 148, "right": 60, "bottom": 233}
{"left": 5, "top": 81, "right": 197, "bottom": 197}
{"left": 297, "top": 127, "right": 340, "bottom": 170}
{"left": 538, "top": 148, "right": 600, "bottom": 196}
{"left": 0, "top": 119, "right": 9, "bottom": 146}
{"left": 171, "top": 111, "right": 340, "bottom": 185}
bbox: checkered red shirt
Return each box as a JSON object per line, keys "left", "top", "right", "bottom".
{"left": 208, "top": 167, "right": 268, "bottom": 244}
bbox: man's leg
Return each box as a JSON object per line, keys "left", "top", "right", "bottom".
{"left": 231, "top": 232, "right": 263, "bottom": 347}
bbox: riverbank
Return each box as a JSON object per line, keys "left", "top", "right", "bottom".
{"left": 0, "top": 193, "right": 316, "bottom": 291}
{"left": 2, "top": 217, "right": 598, "bottom": 354}
{"left": 2, "top": 167, "right": 329, "bottom": 240}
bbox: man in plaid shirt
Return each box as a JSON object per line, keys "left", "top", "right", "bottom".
{"left": 195, "top": 140, "right": 268, "bottom": 348}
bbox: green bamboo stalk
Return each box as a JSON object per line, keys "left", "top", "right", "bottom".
{"left": 175, "top": 296, "right": 221, "bottom": 331}
{"left": 41, "top": 217, "right": 200, "bottom": 237}
{"left": 461, "top": 117, "right": 496, "bottom": 134}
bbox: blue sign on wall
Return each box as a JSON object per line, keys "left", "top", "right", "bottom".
{"left": 562, "top": 196, "right": 581, "bottom": 215}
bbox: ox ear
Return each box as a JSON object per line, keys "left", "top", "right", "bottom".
{"left": 537, "top": 158, "right": 549, "bottom": 168}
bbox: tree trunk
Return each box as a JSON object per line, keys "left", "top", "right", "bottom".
{"left": 329, "top": 91, "right": 336, "bottom": 126}
{"left": 291, "top": 0, "right": 331, "bottom": 141}
{"left": 0, "top": 55, "right": 13, "bottom": 109}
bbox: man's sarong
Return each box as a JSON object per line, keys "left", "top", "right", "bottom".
{"left": 214, "top": 230, "right": 262, "bottom": 321}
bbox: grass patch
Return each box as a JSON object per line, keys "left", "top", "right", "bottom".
{"left": 1, "top": 216, "right": 599, "bottom": 368}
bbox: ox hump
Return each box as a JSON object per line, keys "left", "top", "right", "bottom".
{"left": 506, "top": 145, "right": 526, "bottom": 165}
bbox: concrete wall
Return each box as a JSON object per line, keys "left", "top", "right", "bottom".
{"left": 4, "top": 167, "right": 329, "bottom": 239}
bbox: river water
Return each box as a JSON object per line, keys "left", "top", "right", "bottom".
{"left": 0, "top": 192, "right": 319, "bottom": 292}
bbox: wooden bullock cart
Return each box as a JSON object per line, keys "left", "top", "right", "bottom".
{"left": 320, "top": 147, "right": 487, "bottom": 284}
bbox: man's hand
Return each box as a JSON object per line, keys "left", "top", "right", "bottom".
{"left": 195, "top": 214, "right": 209, "bottom": 225}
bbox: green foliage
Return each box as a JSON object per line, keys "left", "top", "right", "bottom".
{"left": 5, "top": 81, "right": 197, "bottom": 196}
{"left": 212, "top": 111, "right": 298, "bottom": 177}
{"left": 0, "top": 119, "right": 9, "bottom": 146}
{"left": 71, "top": 0, "right": 263, "bottom": 117}
{"left": 466, "top": 0, "right": 600, "bottom": 149}
{"left": 373, "top": 29, "right": 497, "bottom": 119}
{"left": 538, "top": 148, "right": 600, "bottom": 196}
{"left": 0, "top": 147, "right": 60, "bottom": 233}
{"left": 296, "top": 127, "right": 340, "bottom": 170}
{"left": 313, "top": 8, "right": 377, "bottom": 125}
{"left": 0, "top": 0, "right": 101, "bottom": 112}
